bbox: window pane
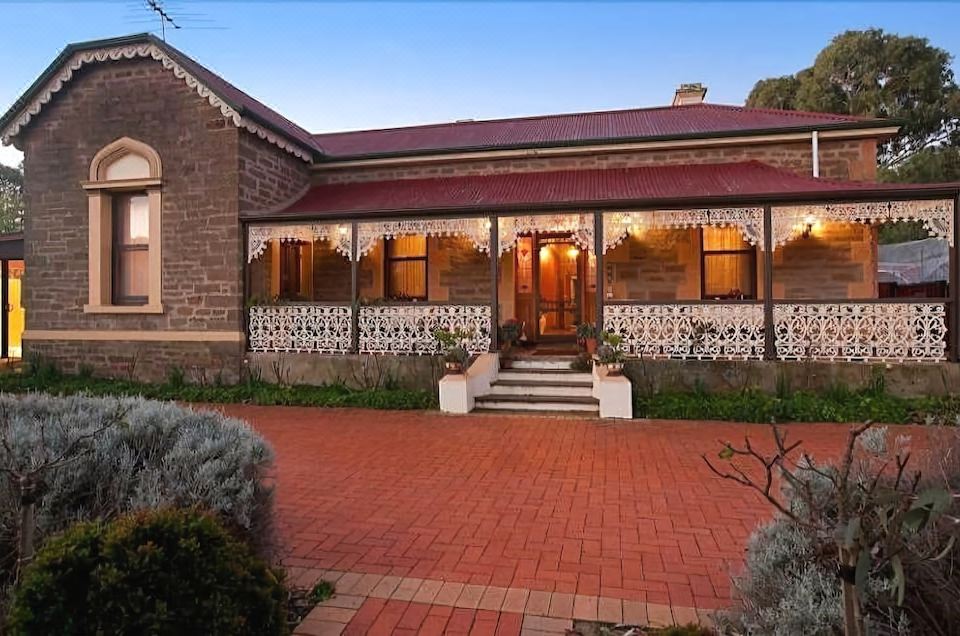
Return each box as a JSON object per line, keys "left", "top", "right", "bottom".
{"left": 117, "top": 248, "right": 149, "bottom": 299}
{"left": 702, "top": 226, "right": 747, "bottom": 251}
{"left": 387, "top": 235, "right": 426, "bottom": 258}
{"left": 388, "top": 260, "right": 426, "bottom": 299}
{"left": 279, "top": 241, "right": 306, "bottom": 300}
{"left": 703, "top": 253, "right": 755, "bottom": 298}
{"left": 116, "top": 194, "right": 149, "bottom": 245}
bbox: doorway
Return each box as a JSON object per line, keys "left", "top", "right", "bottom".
{"left": 511, "top": 233, "right": 595, "bottom": 345}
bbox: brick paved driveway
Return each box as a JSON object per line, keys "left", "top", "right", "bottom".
{"left": 217, "top": 406, "right": 886, "bottom": 633}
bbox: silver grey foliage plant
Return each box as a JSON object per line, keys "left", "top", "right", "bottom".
{"left": 0, "top": 393, "right": 275, "bottom": 581}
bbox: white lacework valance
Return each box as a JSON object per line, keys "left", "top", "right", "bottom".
{"left": 357, "top": 218, "right": 490, "bottom": 258}
{"left": 247, "top": 224, "right": 352, "bottom": 262}
{"left": 603, "top": 208, "right": 764, "bottom": 253}
{"left": 772, "top": 200, "right": 955, "bottom": 249}
{"left": 498, "top": 214, "right": 594, "bottom": 256}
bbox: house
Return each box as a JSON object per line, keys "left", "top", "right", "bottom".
{"left": 1, "top": 34, "right": 957, "bottom": 414}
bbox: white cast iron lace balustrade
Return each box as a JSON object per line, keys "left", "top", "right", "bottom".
{"left": 358, "top": 304, "right": 492, "bottom": 354}
{"left": 774, "top": 302, "right": 947, "bottom": 362}
{"left": 604, "top": 303, "right": 765, "bottom": 360}
{"left": 248, "top": 304, "right": 353, "bottom": 353}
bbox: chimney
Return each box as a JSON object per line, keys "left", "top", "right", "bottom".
{"left": 672, "top": 83, "right": 707, "bottom": 106}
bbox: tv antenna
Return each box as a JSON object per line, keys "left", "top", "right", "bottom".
{"left": 145, "top": 0, "right": 180, "bottom": 41}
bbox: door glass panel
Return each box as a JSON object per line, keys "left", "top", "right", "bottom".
{"left": 7, "top": 260, "right": 24, "bottom": 359}
{"left": 537, "top": 240, "right": 581, "bottom": 338}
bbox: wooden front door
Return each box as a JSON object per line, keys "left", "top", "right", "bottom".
{"left": 534, "top": 234, "right": 585, "bottom": 342}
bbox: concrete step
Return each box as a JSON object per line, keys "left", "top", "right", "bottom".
{"left": 474, "top": 394, "right": 600, "bottom": 413}
{"left": 489, "top": 379, "right": 594, "bottom": 398}
{"left": 502, "top": 357, "right": 575, "bottom": 371}
{"left": 496, "top": 369, "right": 592, "bottom": 383}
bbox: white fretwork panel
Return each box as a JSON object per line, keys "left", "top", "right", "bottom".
{"left": 248, "top": 305, "right": 352, "bottom": 353}
{"left": 358, "top": 305, "right": 491, "bottom": 354}
{"left": 772, "top": 200, "right": 954, "bottom": 249}
{"left": 603, "top": 208, "right": 764, "bottom": 253}
{"left": 774, "top": 303, "right": 947, "bottom": 362}
{"left": 604, "top": 304, "right": 765, "bottom": 360}
{"left": 357, "top": 218, "right": 490, "bottom": 258}
{"left": 247, "top": 224, "right": 352, "bottom": 262}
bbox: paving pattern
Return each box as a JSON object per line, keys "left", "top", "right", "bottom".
{"left": 215, "top": 405, "right": 892, "bottom": 633}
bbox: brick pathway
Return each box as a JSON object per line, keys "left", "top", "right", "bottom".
{"left": 216, "top": 406, "right": 891, "bottom": 633}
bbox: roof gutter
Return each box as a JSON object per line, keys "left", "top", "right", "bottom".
{"left": 240, "top": 185, "right": 960, "bottom": 224}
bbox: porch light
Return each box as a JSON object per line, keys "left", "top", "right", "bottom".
{"left": 567, "top": 247, "right": 580, "bottom": 259}
{"left": 484, "top": 220, "right": 492, "bottom": 230}
{"left": 337, "top": 226, "right": 348, "bottom": 236}
{"left": 800, "top": 214, "right": 818, "bottom": 239}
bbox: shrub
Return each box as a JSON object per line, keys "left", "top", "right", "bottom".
{"left": 0, "top": 368, "right": 439, "bottom": 411}
{"left": 0, "top": 394, "right": 274, "bottom": 588}
{"left": 7, "top": 508, "right": 288, "bottom": 636}
{"left": 710, "top": 425, "right": 960, "bottom": 635}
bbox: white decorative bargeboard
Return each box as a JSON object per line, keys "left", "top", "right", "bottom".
{"left": 0, "top": 43, "right": 314, "bottom": 160}
{"left": 357, "top": 218, "right": 490, "bottom": 258}
{"left": 248, "top": 304, "right": 353, "bottom": 353}
{"left": 358, "top": 305, "right": 491, "bottom": 354}
{"left": 604, "top": 303, "right": 765, "bottom": 360}
{"left": 603, "top": 208, "right": 764, "bottom": 252}
{"left": 772, "top": 200, "right": 954, "bottom": 248}
{"left": 773, "top": 302, "right": 947, "bottom": 362}
{"left": 247, "top": 224, "right": 352, "bottom": 262}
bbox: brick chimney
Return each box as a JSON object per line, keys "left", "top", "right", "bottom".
{"left": 672, "top": 83, "right": 707, "bottom": 106}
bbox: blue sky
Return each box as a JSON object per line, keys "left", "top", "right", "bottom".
{"left": 1, "top": 1, "right": 959, "bottom": 167}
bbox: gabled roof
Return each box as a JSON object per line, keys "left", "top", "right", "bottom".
{"left": 1, "top": 34, "right": 898, "bottom": 164}
{"left": 254, "top": 161, "right": 957, "bottom": 220}
{"left": 0, "top": 33, "right": 321, "bottom": 161}
{"left": 312, "top": 103, "right": 892, "bottom": 160}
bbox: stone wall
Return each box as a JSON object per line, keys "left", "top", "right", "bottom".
{"left": 18, "top": 56, "right": 309, "bottom": 381}
{"left": 27, "top": 339, "right": 243, "bottom": 384}
{"left": 625, "top": 358, "right": 959, "bottom": 399}
{"left": 773, "top": 223, "right": 877, "bottom": 299}
{"left": 317, "top": 138, "right": 877, "bottom": 184}
{"left": 606, "top": 229, "right": 700, "bottom": 301}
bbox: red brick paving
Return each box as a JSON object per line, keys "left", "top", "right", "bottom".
{"left": 219, "top": 406, "right": 904, "bottom": 613}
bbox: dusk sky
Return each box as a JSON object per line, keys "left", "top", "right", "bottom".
{"left": 1, "top": 1, "right": 958, "bottom": 167}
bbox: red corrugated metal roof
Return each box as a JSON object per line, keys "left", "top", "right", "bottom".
{"left": 312, "top": 104, "right": 882, "bottom": 158}
{"left": 257, "top": 161, "right": 950, "bottom": 220}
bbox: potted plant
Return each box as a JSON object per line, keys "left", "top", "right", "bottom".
{"left": 434, "top": 327, "right": 474, "bottom": 375}
{"left": 499, "top": 319, "right": 523, "bottom": 354}
{"left": 596, "top": 331, "right": 625, "bottom": 375}
{"left": 576, "top": 323, "right": 599, "bottom": 354}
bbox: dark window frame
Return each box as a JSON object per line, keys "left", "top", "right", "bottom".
{"left": 699, "top": 228, "right": 758, "bottom": 300}
{"left": 111, "top": 192, "right": 149, "bottom": 306}
{"left": 384, "top": 236, "right": 429, "bottom": 301}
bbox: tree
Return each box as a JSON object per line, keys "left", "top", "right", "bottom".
{"left": 0, "top": 163, "right": 24, "bottom": 234}
{"left": 747, "top": 29, "right": 960, "bottom": 169}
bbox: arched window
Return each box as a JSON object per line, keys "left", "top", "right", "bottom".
{"left": 83, "top": 137, "right": 163, "bottom": 313}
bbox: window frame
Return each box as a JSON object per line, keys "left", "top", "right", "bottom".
{"left": 83, "top": 137, "right": 163, "bottom": 314}
{"left": 384, "top": 236, "right": 429, "bottom": 301}
{"left": 279, "top": 240, "right": 306, "bottom": 301}
{"left": 699, "top": 227, "right": 758, "bottom": 300}
{"left": 111, "top": 192, "right": 150, "bottom": 306}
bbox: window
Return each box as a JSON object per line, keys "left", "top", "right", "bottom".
{"left": 84, "top": 137, "right": 162, "bottom": 313}
{"left": 385, "top": 236, "right": 427, "bottom": 300}
{"left": 112, "top": 193, "right": 150, "bottom": 305}
{"left": 701, "top": 227, "right": 756, "bottom": 299}
{"left": 279, "top": 241, "right": 307, "bottom": 300}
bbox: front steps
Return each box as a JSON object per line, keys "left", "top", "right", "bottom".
{"left": 474, "top": 356, "right": 599, "bottom": 415}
